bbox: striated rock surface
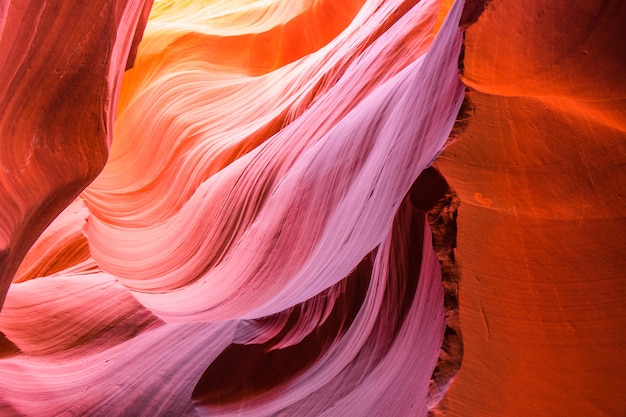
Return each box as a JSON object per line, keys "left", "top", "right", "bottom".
{"left": 1, "top": 0, "right": 468, "bottom": 415}
{"left": 4, "top": 0, "right": 622, "bottom": 414}
{"left": 435, "top": 0, "right": 626, "bottom": 415}
{"left": 0, "top": 0, "right": 153, "bottom": 307}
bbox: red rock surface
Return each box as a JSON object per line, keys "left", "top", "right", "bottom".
{"left": 434, "top": 0, "right": 626, "bottom": 415}
{"left": 0, "top": 0, "right": 152, "bottom": 307}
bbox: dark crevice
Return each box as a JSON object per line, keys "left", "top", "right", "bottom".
{"left": 191, "top": 253, "right": 373, "bottom": 405}
{"left": 410, "top": 167, "right": 463, "bottom": 414}
{"left": 427, "top": 183, "right": 463, "bottom": 415}
{"left": 423, "top": 0, "right": 490, "bottom": 408}
{"left": 448, "top": 91, "right": 475, "bottom": 146}
{"left": 459, "top": 0, "right": 492, "bottom": 30}
{"left": 0, "top": 331, "right": 21, "bottom": 359}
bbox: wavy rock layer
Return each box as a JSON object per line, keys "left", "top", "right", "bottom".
{"left": 1, "top": 0, "right": 467, "bottom": 415}
{"left": 0, "top": 0, "right": 153, "bottom": 307}
{"left": 435, "top": 0, "right": 626, "bottom": 415}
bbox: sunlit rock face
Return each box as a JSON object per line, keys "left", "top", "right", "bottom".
{"left": 1, "top": 0, "right": 467, "bottom": 415}
{"left": 3, "top": 0, "right": 623, "bottom": 415}
{"left": 434, "top": 0, "right": 626, "bottom": 416}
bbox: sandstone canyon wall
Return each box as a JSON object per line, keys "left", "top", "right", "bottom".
{"left": 0, "top": 0, "right": 624, "bottom": 416}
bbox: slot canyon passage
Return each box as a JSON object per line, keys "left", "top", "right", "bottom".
{"left": 0, "top": 0, "right": 625, "bottom": 415}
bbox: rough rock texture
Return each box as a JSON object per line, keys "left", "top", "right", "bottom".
{"left": 434, "top": 0, "right": 626, "bottom": 415}
{"left": 0, "top": 0, "right": 153, "bottom": 308}
{"left": 409, "top": 166, "right": 463, "bottom": 413}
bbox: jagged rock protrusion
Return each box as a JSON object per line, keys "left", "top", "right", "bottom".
{"left": 427, "top": 187, "right": 462, "bottom": 415}
{"left": 408, "top": 166, "right": 463, "bottom": 414}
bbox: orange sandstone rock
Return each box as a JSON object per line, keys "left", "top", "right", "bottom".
{"left": 434, "top": 0, "right": 626, "bottom": 415}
